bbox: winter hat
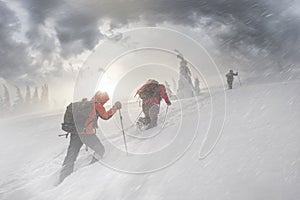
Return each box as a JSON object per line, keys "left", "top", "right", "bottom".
{"left": 93, "top": 91, "right": 109, "bottom": 104}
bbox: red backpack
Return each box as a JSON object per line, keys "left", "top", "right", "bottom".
{"left": 136, "top": 80, "right": 160, "bottom": 99}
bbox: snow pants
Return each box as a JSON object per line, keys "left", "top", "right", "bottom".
{"left": 227, "top": 79, "right": 233, "bottom": 89}
{"left": 141, "top": 103, "right": 160, "bottom": 129}
{"left": 59, "top": 133, "right": 105, "bottom": 183}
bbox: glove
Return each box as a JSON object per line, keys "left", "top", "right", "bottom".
{"left": 113, "top": 101, "right": 122, "bottom": 110}
{"left": 166, "top": 101, "right": 171, "bottom": 106}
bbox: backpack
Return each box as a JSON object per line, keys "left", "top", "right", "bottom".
{"left": 138, "top": 81, "right": 160, "bottom": 99}
{"left": 61, "top": 101, "right": 96, "bottom": 133}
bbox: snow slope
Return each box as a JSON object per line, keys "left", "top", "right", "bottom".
{"left": 0, "top": 81, "right": 300, "bottom": 200}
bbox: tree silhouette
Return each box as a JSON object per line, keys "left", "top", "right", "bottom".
{"left": 176, "top": 54, "right": 194, "bottom": 98}
{"left": 2, "top": 85, "right": 11, "bottom": 115}
{"left": 40, "top": 84, "right": 49, "bottom": 107}
{"left": 13, "top": 86, "right": 24, "bottom": 113}
{"left": 25, "top": 85, "right": 32, "bottom": 106}
{"left": 0, "top": 96, "right": 3, "bottom": 115}
{"left": 32, "top": 87, "right": 39, "bottom": 105}
{"left": 194, "top": 78, "right": 201, "bottom": 96}
{"left": 165, "top": 81, "right": 176, "bottom": 100}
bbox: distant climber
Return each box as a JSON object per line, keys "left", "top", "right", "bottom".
{"left": 59, "top": 91, "right": 122, "bottom": 184}
{"left": 135, "top": 79, "right": 171, "bottom": 130}
{"left": 225, "top": 70, "right": 238, "bottom": 89}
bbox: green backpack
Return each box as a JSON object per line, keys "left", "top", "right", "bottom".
{"left": 61, "top": 101, "right": 96, "bottom": 133}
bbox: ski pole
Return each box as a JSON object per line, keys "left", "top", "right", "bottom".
{"left": 118, "top": 109, "right": 128, "bottom": 155}
{"left": 134, "top": 110, "right": 143, "bottom": 124}
{"left": 116, "top": 110, "right": 143, "bottom": 132}
{"left": 161, "top": 105, "right": 169, "bottom": 129}
{"left": 237, "top": 75, "right": 242, "bottom": 86}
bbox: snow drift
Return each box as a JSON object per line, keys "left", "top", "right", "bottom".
{"left": 0, "top": 80, "right": 300, "bottom": 200}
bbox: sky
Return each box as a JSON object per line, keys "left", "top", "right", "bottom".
{"left": 1, "top": 0, "right": 300, "bottom": 105}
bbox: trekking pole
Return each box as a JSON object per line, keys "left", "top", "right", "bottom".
{"left": 134, "top": 110, "right": 143, "bottom": 124}
{"left": 58, "top": 133, "right": 69, "bottom": 138}
{"left": 161, "top": 105, "right": 169, "bottom": 129}
{"left": 118, "top": 109, "right": 128, "bottom": 155}
{"left": 237, "top": 75, "right": 242, "bottom": 86}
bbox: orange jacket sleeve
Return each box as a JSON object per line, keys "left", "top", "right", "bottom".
{"left": 95, "top": 103, "right": 116, "bottom": 120}
{"left": 159, "top": 85, "right": 171, "bottom": 104}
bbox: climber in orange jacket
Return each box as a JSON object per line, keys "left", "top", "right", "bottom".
{"left": 59, "top": 91, "right": 121, "bottom": 184}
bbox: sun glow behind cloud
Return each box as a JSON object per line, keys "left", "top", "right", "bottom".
{"left": 96, "top": 74, "right": 117, "bottom": 98}
{"left": 95, "top": 64, "right": 124, "bottom": 99}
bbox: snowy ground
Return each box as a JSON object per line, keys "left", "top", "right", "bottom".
{"left": 0, "top": 80, "right": 300, "bottom": 200}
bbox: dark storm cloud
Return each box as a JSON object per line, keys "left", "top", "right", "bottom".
{"left": 125, "top": 0, "right": 300, "bottom": 65}
{"left": 55, "top": 9, "right": 102, "bottom": 58}
{"left": 198, "top": 0, "right": 300, "bottom": 63}
{"left": 21, "top": 0, "right": 63, "bottom": 24}
{"left": 1, "top": 0, "right": 300, "bottom": 82}
{"left": 22, "top": 0, "right": 63, "bottom": 56}
{"left": 0, "top": 1, "right": 37, "bottom": 83}
{"left": 36, "top": 0, "right": 300, "bottom": 63}
{"left": 21, "top": 0, "right": 103, "bottom": 58}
